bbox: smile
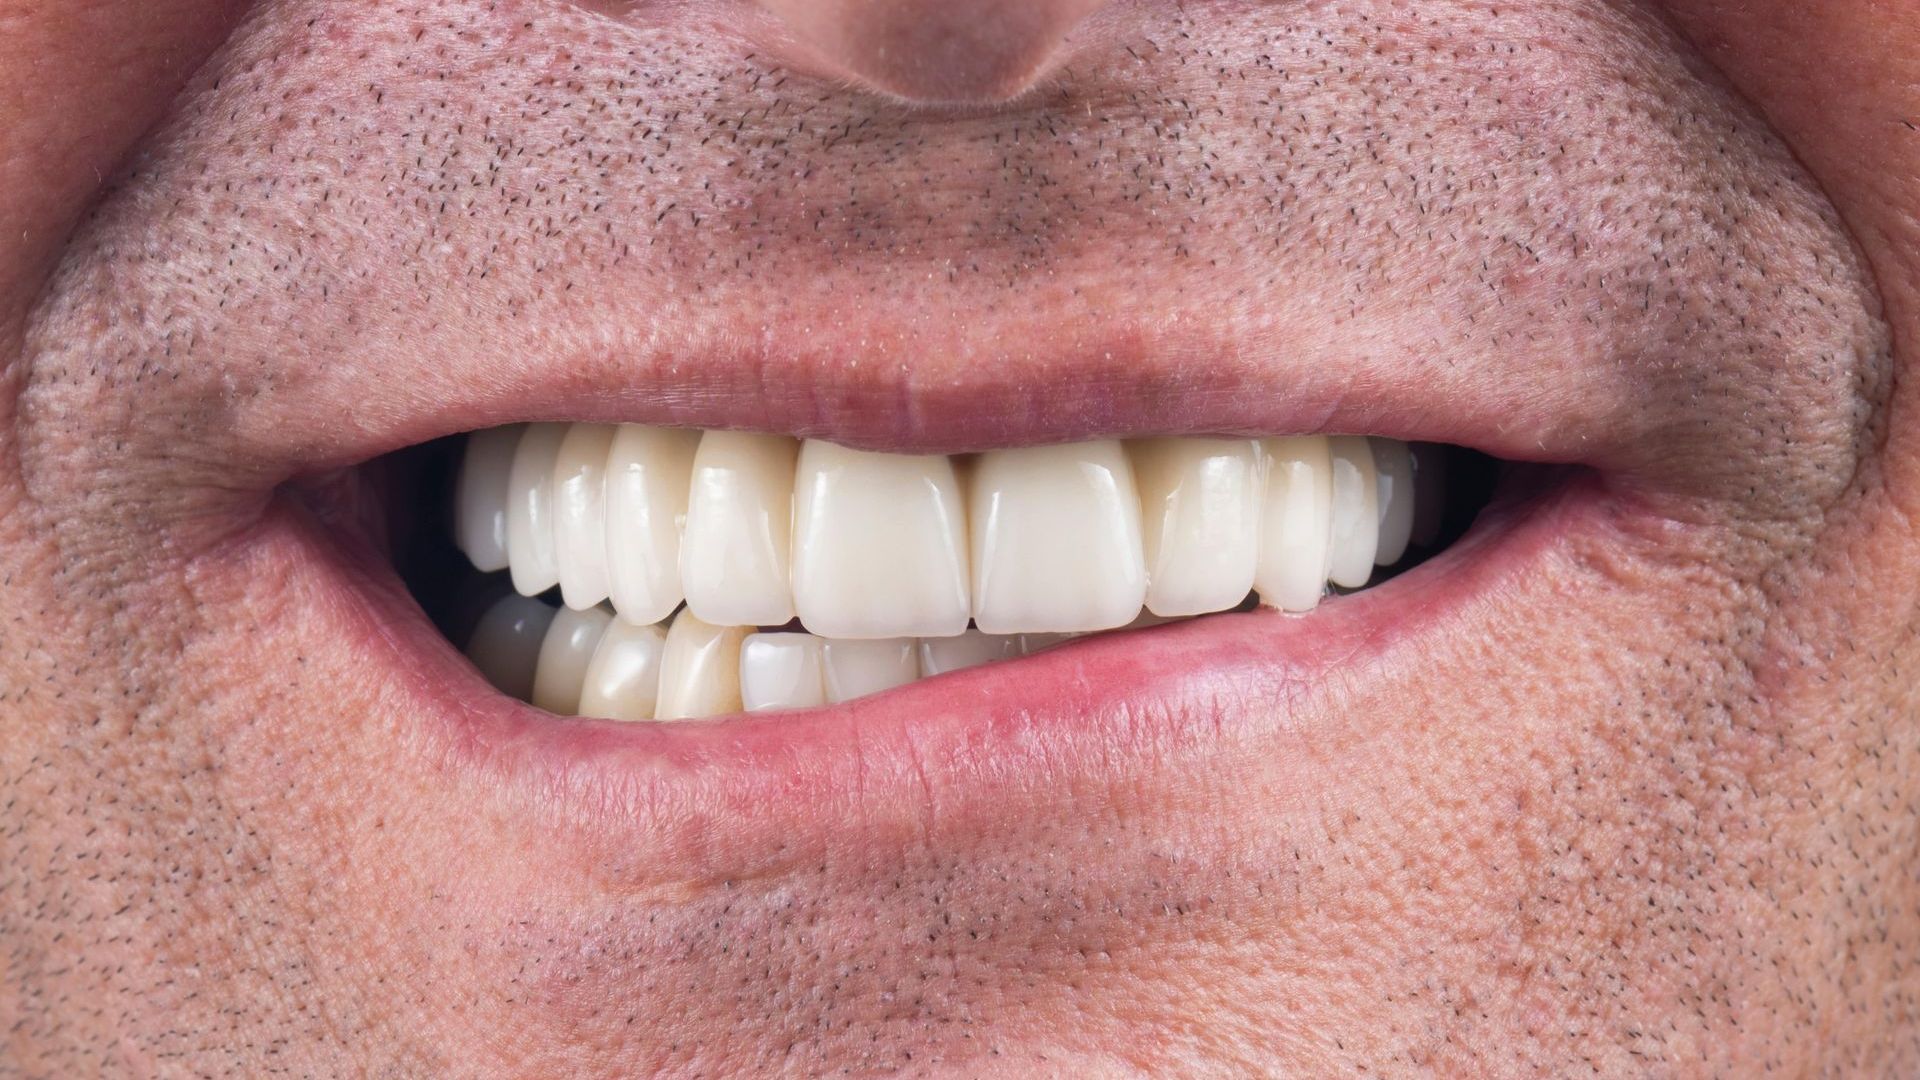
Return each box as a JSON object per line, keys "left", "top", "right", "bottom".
{"left": 275, "top": 370, "right": 1576, "bottom": 882}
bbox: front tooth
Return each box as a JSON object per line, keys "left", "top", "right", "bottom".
{"left": 1129, "top": 438, "right": 1262, "bottom": 617}
{"left": 455, "top": 425, "right": 524, "bottom": 573}
{"left": 969, "top": 441, "right": 1148, "bottom": 634}
{"left": 1326, "top": 436, "right": 1380, "bottom": 589}
{"left": 1371, "top": 438, "right": 1416, "bottom": 566}
{"left": 655, "top": 613, "right": 749, "bottom": 720}
{"left": 681, "top": 432, "right": 799, "bottom": 627}
{"left": 552, "top": 423, "right": 617, "bottom": 610}
{"left": 791, "top": 441, "right": 971, "bottom": 639}
{"left": 821, "top": 639, "right": 919, "bottom": 703}
{"left": 506, "top": 422, "right": 569, "bottom": 597}
{"left": 605, "top": 425, "right": 701, "bottom": 626}
{"left": 917, "top": 630, "right": 1022, "bottom": 676}
{"left": 531, "top": 605, "right": 614, "bottom": 715}
{"left": 738, "top": 632, "right": 826, "bottom": 712}
{"left": 1255, "top": 436, "right": 1333, "bottom": 613}
{"left": 465, "top": 593, "right": 557, "bottom": 701}
{"left": 577, "top": 619, "right": 669, "bottom": 721}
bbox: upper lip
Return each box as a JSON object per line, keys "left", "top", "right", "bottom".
{"left": 230, "top": 303, "right": 1631, "bottom": 490}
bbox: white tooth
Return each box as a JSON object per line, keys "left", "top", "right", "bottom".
{"left": 655, "top": 613, "right": 749, "bottom": 720}
{"left": 552, "top": 423, "right": 617, "bottom": 610}
{"left": 1409, "top": 443, "right": 1448, "bottom": 549}
{"left": 681, "top": 432, "right": 799, "bottom": 627}
{"left": 969, "top": 441, "right": 1148, "bottom": 634}
{"left": 821, "top": 638, "right": 919, "bottom": 703}
{"left": 1255, "top": 436, "right": 1333, "bottom": 613}
{"left": 577, "top": 619, "right": 669, "bottom": 721}
{"left": 917, "top": 630, "right": 1023, "bottom": 675}
{"left": 506, "top": 422, "right": 568, "bottom": 597}
{"left": 455, "top": 425, "right": 524, "bottom": 573}
{"left": 465, "top": 593, "right": 557, "bottom": 701}
{"left": 1327, "top": 436, "right": 1380, "bottom": 589}
{"left": 605, "top": 425, "right": 700, "bottom": 625}
{"left": 1371, "top": 438, "right": 1416, "bottom": 567}
{"left": 1129, "top": 437, "right": 1261, "bottom": 617}
{"left": 531, "top": 605, "right": 614, "bottom": 715}
{"left": 791, "top": 441, "right": 970, "bottom": 639}
{"left": 738, "top": 632, "right": 825, "bottom": 712}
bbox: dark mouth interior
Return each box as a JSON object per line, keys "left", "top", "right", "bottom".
{"left": 371, "top": 434, "right": 1514, "bottom": 658}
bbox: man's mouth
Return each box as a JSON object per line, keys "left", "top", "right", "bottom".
{"left": 401, "top": 425, "right": 1492, "bottom": 719}
{"left": 261, "top": 386, "right": 1569, "bottom": 888}
{"left": 350, "top": 416, "right": 1522, "bottom": 726}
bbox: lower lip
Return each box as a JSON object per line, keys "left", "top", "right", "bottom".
{"left": 255, "top": 471, "right": 1594, "bottom": 885}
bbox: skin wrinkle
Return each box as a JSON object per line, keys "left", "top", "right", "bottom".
{"left": 0, "top": 0, "right": 1915, "bottom": 1077}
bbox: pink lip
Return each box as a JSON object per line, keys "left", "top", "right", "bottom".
{"left": 237, "top": 463, "right": 1599, "bottom": 887}
{"left": 238, "top": 304, "right": 1628, "bottom": 493}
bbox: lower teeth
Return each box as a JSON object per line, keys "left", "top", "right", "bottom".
{"left": 466, "top": 594, "right": 1204, "bottom": 720}
{"left": 410, "top": 428, "right": 1472, "bottom": 719}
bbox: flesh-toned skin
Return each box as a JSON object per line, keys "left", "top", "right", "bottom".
{"left": 3, "top": 0, "right": 1919, "bottom": 1074}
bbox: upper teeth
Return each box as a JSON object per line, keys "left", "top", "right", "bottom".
{"left": 1133, "top": 437, "right": 1264, "bottom": 618}
{"left": 457, "top": 425, "right": 1426, "bottom": 635}
{"left": 502, "top": 422, "right": 568, "bottom": 598}
{"left": 969, "top": 440, "right": 1149, "bottom": 634}
{"left": 681, "top": 431, "right": 803, "bottom": 628}
{"left": 793, "top": 440, "right": 973, "bottom": 639}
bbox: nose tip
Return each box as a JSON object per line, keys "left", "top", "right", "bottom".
{"left": 756, "top": 0, "right": 1110, "bottom": 105}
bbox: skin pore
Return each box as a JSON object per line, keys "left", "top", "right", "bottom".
{"left": 2, "top": 0, "right": 1918, "bottom": 1074}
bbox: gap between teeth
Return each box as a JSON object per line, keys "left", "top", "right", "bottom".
{"left": 453, "top": 428, "right": 1442, "bottom": 719}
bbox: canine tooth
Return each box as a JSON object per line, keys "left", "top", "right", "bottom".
{"left": 465, "top": 593, "right": 557, "bottom": 701}
{"left": 1410, "top": 443, "right": 1448, "bottom": 548}
{"left": 506, "top": 422, "right": 569, "bottom": 596}
{"left": 821, "top": 638, "right": 919, "bottom": 703}
{"left": 455, "top": 425, "right": 524, "bottom": 573}
{"left": 605, "top": 425, "right": 701, "bottom": 625}
{"left": 655, "top": 613, "right": 749, "bottom": 720}
{"left": 739, "top": 632, "right": 825, "bottom": 712}
{"left": 1371, "top": 438, "right": 1416, "bottom": 566}
{"left": 1129, "top": 438, "right": 1261, "bottom": 617}
{"left": 531, "top": 606, "right": 614, "bottom": 715}
{"left": 969, "top": 441, "right": 1147, "bottom": 634}
{"left": 1327, "top": 436, "right": 1380, "bottom": 588}
{"left": 792, "top": 441, "right": 970, "bottom": 639}
{"left": 577, "top": 619, "right": 669, "bottom": 721}
{"left": 682, "top": 432, "right": 799, "bottom": 627}
{"left": 552, "top": 423, "right": 617, "bottom": 610}
{"left": 1255, "top": 436, "right": 1333, "bottom": 613}
{"left": 917, "top": 630, "right": 1023, "bottom": 675}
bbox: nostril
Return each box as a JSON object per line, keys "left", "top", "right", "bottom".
{"left": 755, "top": 0, "right": 1111, "bottom": 104}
